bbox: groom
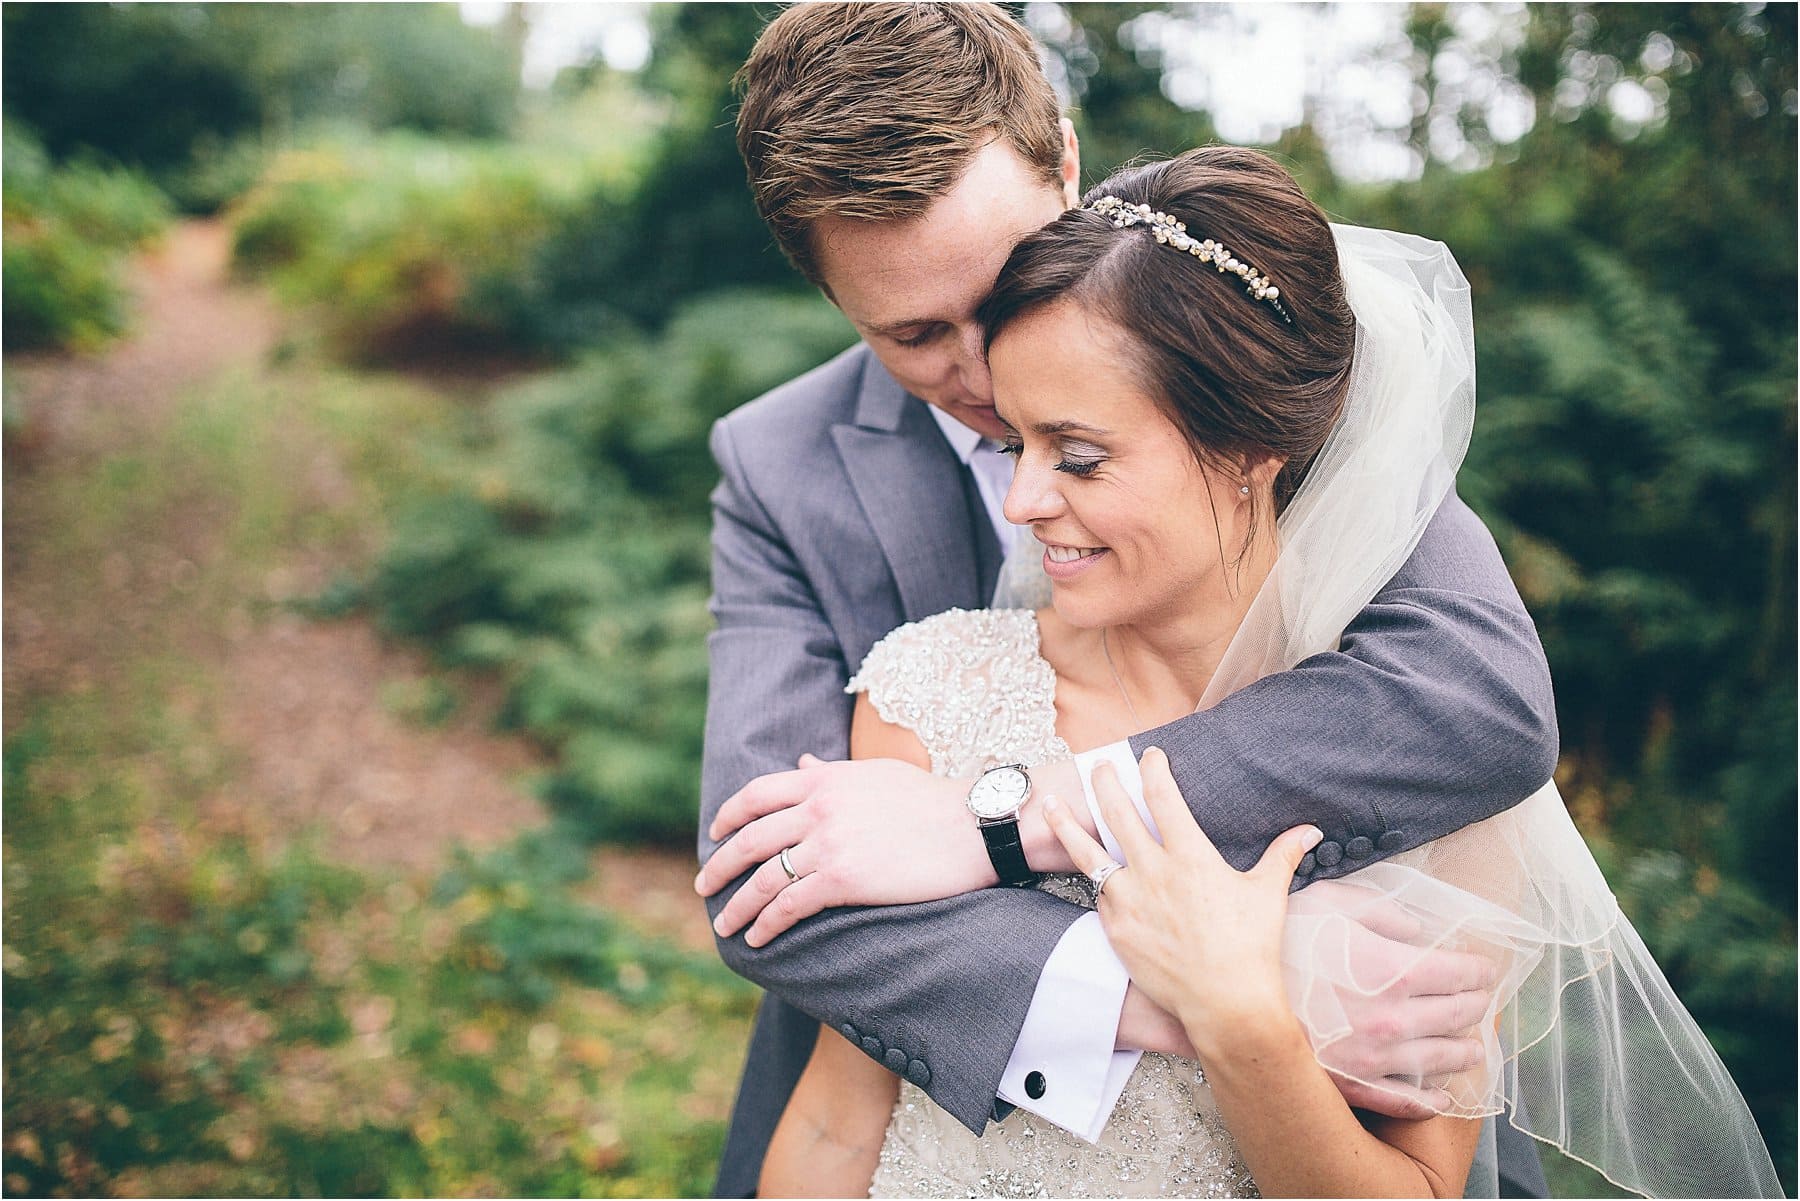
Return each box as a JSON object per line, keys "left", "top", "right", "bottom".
{"left": 700, "top": 3, "right": 1554, "bottom": 1196}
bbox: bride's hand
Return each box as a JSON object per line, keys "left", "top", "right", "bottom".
{"left": 1044, "top": 747, "right": 1322, "bottom": 1052}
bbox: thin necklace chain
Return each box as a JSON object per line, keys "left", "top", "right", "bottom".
{"left": 1100, "top": 627, "right": 1144, "bottom": 730}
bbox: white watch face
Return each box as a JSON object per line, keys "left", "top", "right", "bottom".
{"left": 969, "top": 766, "right": 1029, "bottom": 821}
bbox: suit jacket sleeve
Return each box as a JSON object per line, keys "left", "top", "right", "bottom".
{"left": 701, "top": 414, "right": 1088, "bottom": 1135}
{"left": 1126, "top": 492, "right": 1560, "bottom": 876}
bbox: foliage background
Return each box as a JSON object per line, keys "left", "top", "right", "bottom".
{"left": 3, "top": 2, "right": 1793, "bottom": 1195}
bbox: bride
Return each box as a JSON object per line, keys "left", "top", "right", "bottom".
{"left": 754, "top": 146, "right": 1780, "bottom": 1198}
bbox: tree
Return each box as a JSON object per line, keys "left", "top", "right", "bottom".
{"left": 2, "top": 4, "right": 522, "bottom": 193}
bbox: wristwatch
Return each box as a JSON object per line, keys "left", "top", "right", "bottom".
{"left": 967, "top": 764, "right": 1038, "bottom": 887}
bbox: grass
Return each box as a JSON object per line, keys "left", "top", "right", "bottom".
{"left": 2, "top": 326, "right": 755, "bottom": 1196}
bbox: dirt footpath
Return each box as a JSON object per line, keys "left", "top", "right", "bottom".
{"left": 4, "top": 221, "right": 712, "bottom": 948}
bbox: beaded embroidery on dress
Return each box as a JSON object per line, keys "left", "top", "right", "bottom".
{"left": 846, "top": 608, "right": 1259, "bottom": 1199}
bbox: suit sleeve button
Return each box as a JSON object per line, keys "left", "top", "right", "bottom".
{"left": 1296, "top": 852, "right": 1317, "bottom": 876}
{"left": 1314, "top": 840, "right": 1343, "bottom": 867}
{"left": 860, "top": 1035, "right": 884, "bottom": 1058}
{"left": 884, "top": 1047, "right": 908, "bottom": 1073}
{"left": 907, "top": 1059, "right": 931, "bottom": 1086}
{"left": 1345, "top": 836, "right": 1373, "bottom": 859}
{"left": 840, "top": 1022, "right": 860, "bottom": 1043}
{"left": 1024, "top": 1071, "right": 1047, "bottom": 1100}
{"left": 1378, "top": 830, "right": 1406, "bottom": 853}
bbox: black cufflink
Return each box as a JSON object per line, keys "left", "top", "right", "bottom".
{"left": 1024, "top": 1070, "right": 1046, "bottom": 1100}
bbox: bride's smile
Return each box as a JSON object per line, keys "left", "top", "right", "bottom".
{"left": 1039, "top": 540, "right": 1106, "bottom": 571}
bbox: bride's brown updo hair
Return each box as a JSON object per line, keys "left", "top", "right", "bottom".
{"left": 978, "top": 146, "right": 1356, "bottom": 517}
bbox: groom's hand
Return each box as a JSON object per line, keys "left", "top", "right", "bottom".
{"left": 1294, "top": 879, "right": 1497, "bottom": 1119}
{"left": 696, "top": 756, "right": 994, "bottom": 947}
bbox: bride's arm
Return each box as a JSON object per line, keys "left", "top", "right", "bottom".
{"left": 1195, "top": 1014, "right": 1480, "bottom": 1197}
{"left": 760, "top": 1024, "right": 899, "bottom": 1199}
{"left": 1047, "top": 750, "right": 1482, "bottom": 1197}
{"left": 759, "top": 696, "right": 927, "bottom": 1198}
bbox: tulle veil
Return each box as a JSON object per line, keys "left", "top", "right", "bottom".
{"left": 996, "top": 224, "right": 1782, "bottom": 1198}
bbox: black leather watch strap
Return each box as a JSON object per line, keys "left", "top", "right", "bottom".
{"left": 979, "top": 818, "right": 1038, "bottom": 887}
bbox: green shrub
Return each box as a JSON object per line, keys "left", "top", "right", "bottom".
{"left": 431, "top": 826, "right": 691, "bottom": 1009}
{"left": 4, "top": 4, "right": 520, "bottom": 184}
{"left": 2, "top": 122, "right": 170, "bottom": 350}
{"left": 229, "top": 133, "right": 597, "bottom": 359}
{"left": 1598, "top": 839, "right": 1798, "bottom": 1169}
{"left": 499, "top": 6, "right": 800, "bottom": 346}
{"left": 2, "top": 221, "right": 131, "bottom": 351}
{"left": 162, "top": 134, "right": 269, "bottom": 215}
{"left": 144, "top": 842, "right": 364, "bottom": 992}
{"left": 373, "top": 290, "right": 856, "bottom": 843}
{"left": 3, "top": 714, "right": 748, "bottom": 1197}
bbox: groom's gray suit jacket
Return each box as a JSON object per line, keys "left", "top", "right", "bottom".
{"left": 701, "top": 343, "right": 1557, "bottom": 1198}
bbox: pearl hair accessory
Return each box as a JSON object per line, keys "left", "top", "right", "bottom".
{"left": 1085, "top": 195, "right": 1294, "bottom": 325}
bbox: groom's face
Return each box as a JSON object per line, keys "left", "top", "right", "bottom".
{"left": 812, "top": 139, "right": 1071, "bottom": 443}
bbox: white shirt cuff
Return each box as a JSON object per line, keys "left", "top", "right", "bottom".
{"left": 1072, "top": 740, "right": 1160, "bottom": 863}
{"left": 997, "top": 912, "right": 1141, "bottom": 1142}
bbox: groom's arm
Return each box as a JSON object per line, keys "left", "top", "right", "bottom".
{"left": 1104, "top": 493, "right": 1558, "bottom": 878}
{"left": 702, "top": 411, "right": 1095, "bottom": 1135}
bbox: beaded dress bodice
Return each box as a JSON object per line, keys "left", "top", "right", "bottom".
{"left": 846, "top": 608, "right": 1258, "bottom": 1199}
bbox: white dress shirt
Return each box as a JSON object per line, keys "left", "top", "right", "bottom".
{"left": 928, "top": 406, "right": 1017, "bottom": 554}
{"left": 930, "top": 405, "right": 1163, "bottom": 1142}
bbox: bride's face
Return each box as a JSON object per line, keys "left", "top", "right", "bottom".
{"left": 991, "top": 299, "right": 1263, "bottom": 629}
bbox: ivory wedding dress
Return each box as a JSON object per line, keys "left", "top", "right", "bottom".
{"left": 850, "top": 607, "right": 1261, "bottom": 1200}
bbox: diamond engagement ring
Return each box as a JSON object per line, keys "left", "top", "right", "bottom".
{"left": 778, "top": 846, "right": 801, "bottom": 883}
{"left": 1088, "top": 861, "right": 1122, "bottom": 898}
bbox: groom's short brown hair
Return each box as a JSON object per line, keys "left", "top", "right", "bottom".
{"left": 735, "top": 1, "right": 1065, "bottom": 287}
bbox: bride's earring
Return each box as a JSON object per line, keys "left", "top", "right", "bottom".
{"left": 1238, "top": 484, "right": 1251, "bottom": 497}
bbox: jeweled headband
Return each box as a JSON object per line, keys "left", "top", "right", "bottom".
{"left": 1084, "top": 194, "right": 1295, "bottom": 325}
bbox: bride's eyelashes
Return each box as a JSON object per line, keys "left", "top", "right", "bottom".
{"left": 998, "top": 439, "right": 1106, "bottom": 478}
